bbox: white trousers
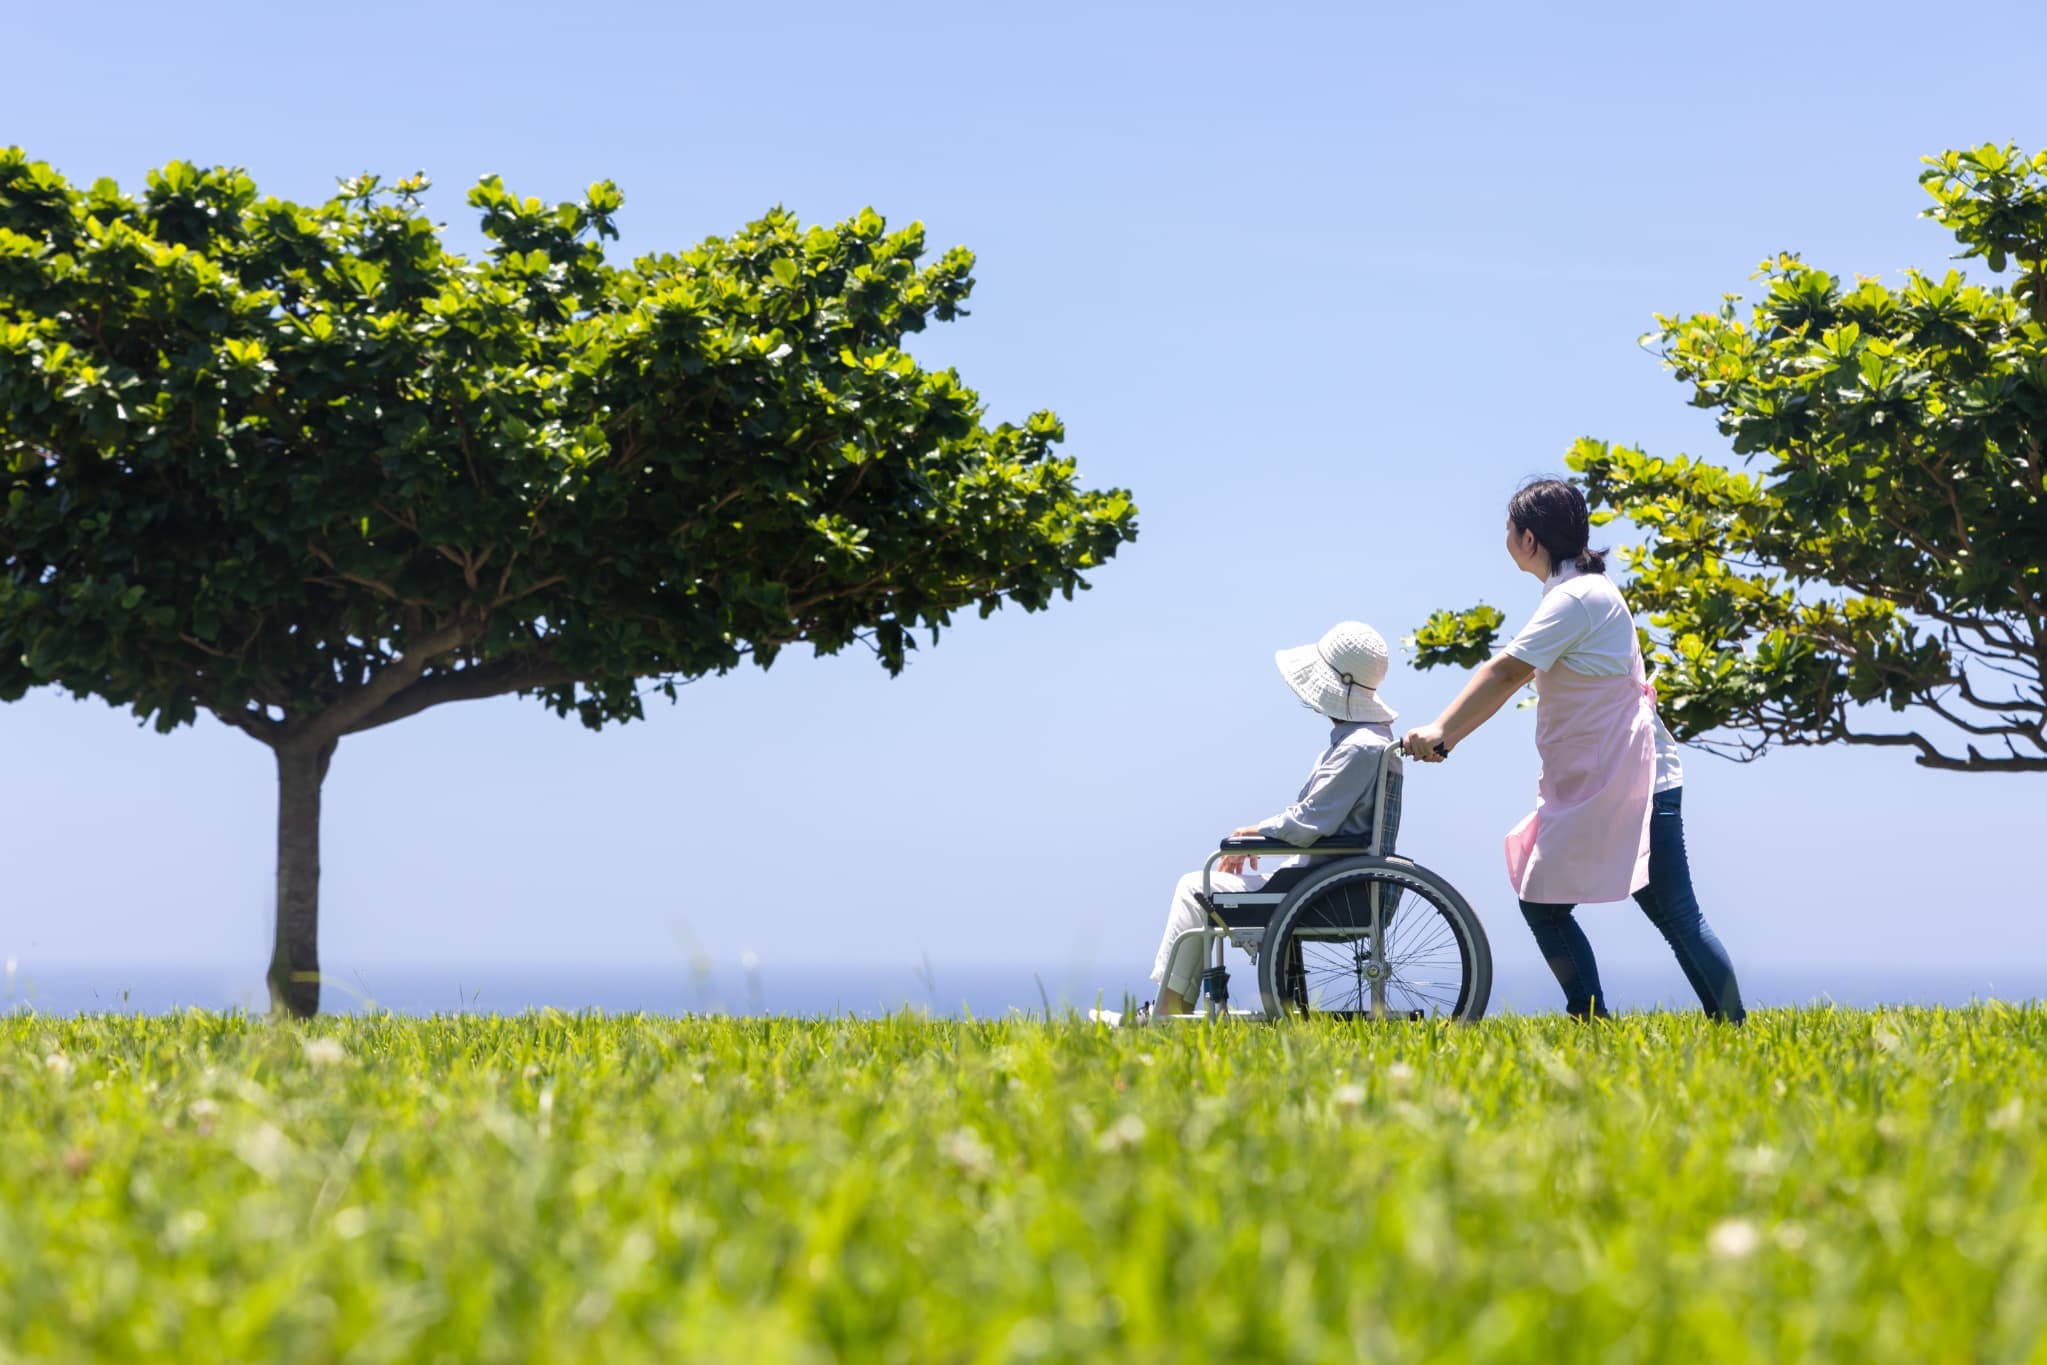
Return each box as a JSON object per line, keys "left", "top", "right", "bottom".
{"left": 1150, "top": 860, "right": 1297, "bottom": 998}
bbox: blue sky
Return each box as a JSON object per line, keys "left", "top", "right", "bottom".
{"left": 5, "top": 0, "right": 2043, "bottom": 1007}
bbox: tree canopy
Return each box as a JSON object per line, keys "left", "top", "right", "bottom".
{"left": 1414, "top": 144, "right": 2045, "bottom": 774}
{"left": 0, "top": 150, "right": 1138, "bottom": 1012}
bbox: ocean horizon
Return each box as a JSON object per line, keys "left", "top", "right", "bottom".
{"left": 6, "top": 958, "right": 2043, "bottom": 1019}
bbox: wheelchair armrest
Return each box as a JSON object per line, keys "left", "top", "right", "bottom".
{"left": 1217, "top": 835, "right": 1373, "bottom": 854}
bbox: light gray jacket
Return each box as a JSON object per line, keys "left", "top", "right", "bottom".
{"left": 1254, "top": 720, "right": 1397, "bottom": 847}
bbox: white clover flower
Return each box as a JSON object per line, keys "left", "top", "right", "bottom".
{"left": 235, "top": 1123, "right": 290, "bottom": 1178}
{"left": 1708, "top": 1218, "right": 1761, "bottom": 1260}
{"left": 1095, "top": 1114, "right": 1147, "bottom": 1153}
{"left": 301, "top": 1037, "right": 347, "bottom": 1067}
{"left": 1771, "top": 1222, "right": 1809, "bottom": 1252}
{"left": 943, "top": 1126, "right": 997, "bottom": 1179}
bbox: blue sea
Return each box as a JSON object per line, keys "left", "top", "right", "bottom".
{"left": 5, "top": 958, "right": 2043, "bottom": 1018}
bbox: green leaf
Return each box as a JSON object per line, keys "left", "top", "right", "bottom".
{"left": 0, "top": 153, "right": 1142, "bottom": 982}
{"left": 1419, "top": 143, "right": 2045, "bottom": 770}
{"left": 1406, "top": 604, "right": 1506, "bottom": 671}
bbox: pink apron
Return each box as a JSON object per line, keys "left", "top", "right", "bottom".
{"left": 1504, "top": 648, "right": 1656, "bottom": 905}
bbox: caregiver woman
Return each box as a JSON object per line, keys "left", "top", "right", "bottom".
{"left": 1402, "top": 479, "right": 1747, "bottom": 1022}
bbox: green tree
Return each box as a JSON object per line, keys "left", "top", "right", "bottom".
{"left": 1413, "top": 144, "right": 2045, "bottom": 774}
{"left": 0, "top": 151, "right": 1138, "bottom": 1015}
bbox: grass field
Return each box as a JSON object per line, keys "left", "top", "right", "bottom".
{"left": 3, "top": 1007, "right": 2043, "bottom": 1363}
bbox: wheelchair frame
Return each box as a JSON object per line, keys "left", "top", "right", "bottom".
{"left": 1165, "top": 741, "right": 1467, "bottom": 1021}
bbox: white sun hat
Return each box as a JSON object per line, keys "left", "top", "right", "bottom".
{"left": 1275, "top": 621, "right": 1397, "bottom": 724}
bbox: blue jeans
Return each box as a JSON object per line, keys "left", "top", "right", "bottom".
{"left": 1518, "top": 788, "right": 1746, "bottom": 1022}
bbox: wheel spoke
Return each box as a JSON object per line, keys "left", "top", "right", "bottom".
{"left": 1273, "top": 870, "right": 1479, "bottom": 1021}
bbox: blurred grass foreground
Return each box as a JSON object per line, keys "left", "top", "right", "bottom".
{"left": 3, "top": 1007, "right": 2043, "bottom": 1362}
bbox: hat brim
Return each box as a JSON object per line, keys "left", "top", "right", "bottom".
{"left": 1274, "top": 644, "right": 1397, "bottom": 724}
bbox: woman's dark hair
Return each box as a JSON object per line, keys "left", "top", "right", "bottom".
{"left": 1507, "top": 477, "right": 1606, "bottom": 574}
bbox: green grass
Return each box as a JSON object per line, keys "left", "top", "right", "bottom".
{"left": 3, "top": 1007, "right": 2044, "bottom": 1363}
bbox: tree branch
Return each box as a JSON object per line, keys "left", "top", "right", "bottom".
{"left": 204, "top": 700, "right": 283, "bottom": 743}
{"left": 1955, "top": 667, "right": 2046, "bottom": 716}
{"left": 306, "top": 541, "right": 403, "bottom": 601}
{"left": 1920, "top": 690, "right": 2038, "bottom": 739}
{"left": 457, "top": 412, "right": 482, "bottom": 493}
{"left": 1832, "top": 725, "right": 2047, "bottom": 772}
{"left": 671, "top": 488, "right": 744, "bottom": 541}
{"left": 1907, "top": 447, "right": 1972, "bottom": 547}
{"left": 287, "top": 621, "right": 472, "bottom": 751}
{"left": 340, "top": 656, "right": 578, "bottom": 736}
{"left": 492, "top": 572, "right": 565, "bottom": 609}
{"left": 371, "top": 499, "right": 418, "bottom": 534}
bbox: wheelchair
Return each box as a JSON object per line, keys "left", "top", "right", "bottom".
{"left": 1170, "top": 743, "right": 1493, "bottom": 1022}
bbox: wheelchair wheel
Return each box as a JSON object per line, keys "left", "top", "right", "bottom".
{"left": 1257, "top": 859, "right": 1491, "bottom": 1022}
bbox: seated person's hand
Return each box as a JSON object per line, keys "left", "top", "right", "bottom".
{"left": 1218, "top": 824, "right": 1265, "bottom": 876}
{"left": 1402, "top": 725, "right": 1450, "bottom": 762}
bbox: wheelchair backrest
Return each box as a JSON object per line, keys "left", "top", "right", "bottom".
{"left": 1369, "top": 742, "right": 1403, "bottom": 858}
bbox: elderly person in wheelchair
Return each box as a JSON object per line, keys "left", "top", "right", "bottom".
{"left": 1103, "top": 621, "right": 1492, "bottom": 1025}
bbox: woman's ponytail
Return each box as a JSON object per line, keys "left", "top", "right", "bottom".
{"left": 1509, "top": 477, "right": 1606, "bottom": 576}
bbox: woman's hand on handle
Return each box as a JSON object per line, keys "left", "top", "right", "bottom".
{"left": 1402, "top": 726, "right": 1451, "bottom": 762}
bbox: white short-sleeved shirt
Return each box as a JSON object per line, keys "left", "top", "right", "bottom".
{"left": 1503, "top": 565, "right": 1684, "bottom": 792}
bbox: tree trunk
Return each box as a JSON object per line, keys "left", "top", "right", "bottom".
{"left": 267, "top": 741, "right": 336, "bottom": 1018}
